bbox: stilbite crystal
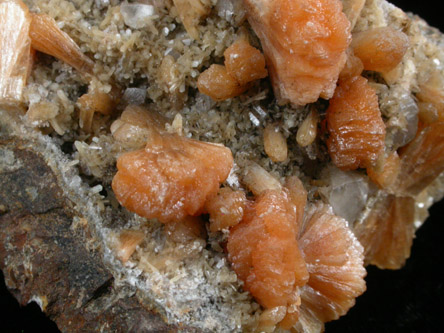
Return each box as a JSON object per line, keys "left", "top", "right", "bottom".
{"left": 0, "top": 0, "right": 31, "bottom": 106}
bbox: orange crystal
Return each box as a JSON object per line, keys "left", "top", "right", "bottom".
{"left": 205, "top": 187, "right": 246, "bottom": 232}
{"left": 416, "top": 71, "right": 444, "bottom": 121}
{"left": 30, "top": 13, "right": 94, "bottom": 74}
{"left": 78, "top": 88, "right": 116, "bottom": 132}
{"left": 367, "top": 151, "right": 401, "bottom": 190}
{"left": 223, "top": 38, "right": 268, "bottom": 86}
{"left": 243, "top": 0, "right": 351, "bottom": 105}
{"left": 395, "top": 121, "right": 444, "bottom": 196}
{"left": 115, "top": 230, "right": 145, "bottom": 263}
{"left": 327, "top": 76, "right": 386, "bottom": 170}
{"left": 351, "top": 27, "right": 409, "bottom": 73}
{"left": 112, "top": 130, "right": 233, "bottom": 223}
{"left": 353, "top": 194, "right": 415, "bottom": 269}
{"left": 227, "top": 189, "right": 308, "bottom": 309}
{"left": 339, "top": 48, "right": 364, "bottom": 79}
{"left": 263, "top": 123, "right": 288, "bottom": 162}
{"left": 298, "top": 203, "right": 366, "bottom": 326}
{"left": 111, "top": 105, "right": 167, "bottom": 149}
{"left": 197, "top": 64, "right": 248, "bottom": 101}
{"left": 172, "top": 0, "right": 210, "bottom": 40}
{"left": 284, "top": 176, "right": 307, "bottom": 229}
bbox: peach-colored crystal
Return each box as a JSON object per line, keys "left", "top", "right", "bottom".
{"left": 243, "top": 0, "right": 351, "bottom": 105}
{"left": 339, "top": 49, "right": 364, "bottom": 79}
{"left": 197, "top": 64, "right": 248, "bottom": 101}
{"left": 0, "top": 0, "right": 31, "bottom": 105}
{"left": 205, "top": 187, "right": 246, "bottom": 232}
{"left": 298, "top": 203, "right": 366, "bottom": 327}
{"left": 78, "top": 89, "right": 116, "bottom": 132}
{"left": 29, "top": 13, "right": 94, "bottom": 74}
{"left": 172, "top": 0, "right": 210, "bottom": 40}
{"left": 341, "top": 0, "right": 366, "bottom": 29}
{"left": 353, "top": 194, "right": 415, "bottom": 269}
{"left": 110, "top": 105, "right": 167, "bottom": 149}
{"left": 115, "top": 230, "right": 145, "bottom": 263}
{"left": 395, "top": 121, "right": 444, "bottom": 196}
{"left": 296, "top": 109, "right": 319, "bottom": 147}
{"left": 351, "top": 27, "right": 409, "bottom": 73}
{"left": 284, "top": 176, "right": 307, "bottom": 229}
{"left": 242, "top": 162, "right": 282, "bottom": 196}
{"left": 227, "top": 189, "right": 308, "bottom": 309}
{"left": 112, "top": 130, "right": 233, "bottom": 223}
{"left": 367, "top": 151, "right": 401, "bottom": 190}
{"left": 416, "top": 71, "right": 444, "bottom": 121}
{"left": 263, "top": 123, "right": 288, "bottom": 162}
{"left": 257, "top": 306, "right": 287, "bottom": 332}
{"left": 224, "top": 38, "right": 268, "bottom": 86}
{"left": 327, "top": 76, "right": 386, "bottom": 170}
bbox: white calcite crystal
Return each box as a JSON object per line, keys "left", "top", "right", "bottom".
{"left": 120, "top": 3, "right": 156, "bottom": 29}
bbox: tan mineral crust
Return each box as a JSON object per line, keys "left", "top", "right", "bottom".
{"left": 1, "top": 0, "right": 444, "bottom": 332}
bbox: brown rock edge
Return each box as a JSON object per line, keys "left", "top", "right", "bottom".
{"left": 0, "top": 134, "right": 183, "bottom": 332}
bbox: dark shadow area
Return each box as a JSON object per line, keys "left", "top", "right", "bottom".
{"left": 326, "top": 199, "right": 444, "bottom": 333}
{"left": 391, "top": 0, "right": 441, "bottom": 30}
{"left": 0, "top": 270, "right": 59, "bottom": 332}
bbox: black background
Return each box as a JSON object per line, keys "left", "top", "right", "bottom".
{"left": 1, "top": 1, "right": 443, "bottom": 332}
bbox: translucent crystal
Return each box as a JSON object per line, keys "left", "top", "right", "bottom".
{"left": 172, "top": 0, "right": 210, "bottom": 40}
{"left": 215, "top": 0, "right": 234, "bottom": 22}
{"left": 381, "top": 86, "right": 419, "bottom": 150}
{"left": 122, "top": 87, "right": 146, "bottom": 105}
{"left": 120, "top": 3, "right": 156, "bottom": 29}
{"left": 320, "top": 166, "right": 372, "bottom": 224}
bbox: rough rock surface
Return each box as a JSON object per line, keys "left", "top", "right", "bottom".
{"left": 0, "top": 134, "right": 181, "bottom": 332}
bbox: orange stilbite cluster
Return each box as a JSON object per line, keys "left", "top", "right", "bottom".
{"left": 395, "top": 121, "right": 444, "bottom": 196}
{"left": 197, "top": 38, "right": 267, "bottom": 101}
{"left": 417, "top": 72, "right": 444, "bottom": 122}
{"left": 227, "top": 189, "right": 308, "bottom": 311}
{"left": 197, "top": 64, "right": 248, "bottom": 101}
{"left": 356, "top": 122, "right": 444, "bottom": 269}
{"left": 243, "top": 0, "right": 351, "bottom": 106}
{"left": 227, "top": 179, "right": 366, "bottom": 330}
{"left": 326, "top": 76, "right": 386, "bottom": 170}
{"left": 112, "top": 130, "right": 233, "bottom": 223}
{"left": 354, "top": 194, "right": 415, "bottom": 269}
{"left": 298, "top": 203, "right": 366, "bottom": 327}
